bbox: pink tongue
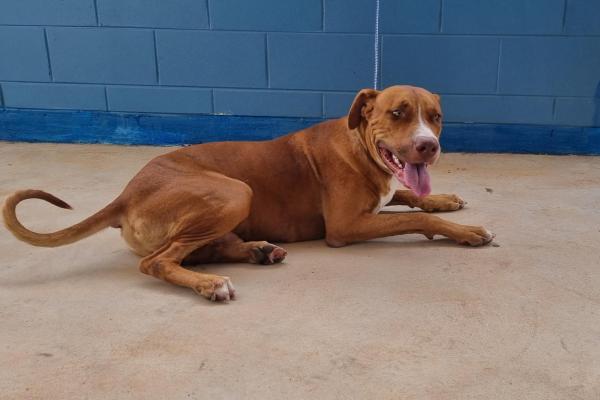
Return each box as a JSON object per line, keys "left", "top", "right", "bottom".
{"left": 404, "top": 163, "right": 431, "bottom": 197}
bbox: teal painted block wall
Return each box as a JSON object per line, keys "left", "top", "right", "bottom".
{"left": 0, "top": 0, "right": 598, "bottom": 127}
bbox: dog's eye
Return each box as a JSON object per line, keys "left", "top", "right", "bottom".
{"left": 433, "top": 113, "right": 442, "bottom": 123}
{"left": 392, "top": 109, "right": 405, "bottom": 118}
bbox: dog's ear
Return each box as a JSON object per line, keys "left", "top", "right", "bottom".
{"left": 433, "top": 93, "right": 441, "bottom": 103}
{"left": 348, "top": 89, "right": 379, "bottom": 130}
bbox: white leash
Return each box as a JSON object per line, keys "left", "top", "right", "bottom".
{"left": 373, "top": 0, "right": 381, "bottom": 90}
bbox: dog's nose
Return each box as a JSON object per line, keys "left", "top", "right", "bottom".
{"left": 415, "top": 136, "right": 439, "bottom": 156}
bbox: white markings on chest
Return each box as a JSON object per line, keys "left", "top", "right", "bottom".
{"left": 373, "top": 177, "right": 400, "bottom": 213}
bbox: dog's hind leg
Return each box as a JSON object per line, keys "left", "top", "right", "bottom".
{"left": 183, "top": 232, "right": 287, "bottom": 266}
{"left": 133, "top": 173, "right": 254, "bottom": 301}
{"left": 139, "top": 239, "right": 237, "bottom": 301}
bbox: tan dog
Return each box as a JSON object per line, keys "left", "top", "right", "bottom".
{"left": 3, "top": 85, "right": 493, "bottom": 301}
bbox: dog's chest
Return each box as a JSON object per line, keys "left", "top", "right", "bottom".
{"left": 373, "top": 178, "right": 400, "bottom": 213}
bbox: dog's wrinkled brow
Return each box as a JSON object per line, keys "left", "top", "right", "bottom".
{"left": 391, "top": 99, "right": 411, "bottom": 110}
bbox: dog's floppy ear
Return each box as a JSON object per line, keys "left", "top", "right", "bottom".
{"left": 348, "top": 88, "right": 379, "bottom": 130}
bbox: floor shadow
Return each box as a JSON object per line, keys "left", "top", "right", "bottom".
{"left": 0, "top": 251, "right": 139, "bottom": 288}
{"left": 136, "top": 280, "right": 228, "bottom": 304}
{"left": 1, "top": 235, "right": 497, "bottom": 289}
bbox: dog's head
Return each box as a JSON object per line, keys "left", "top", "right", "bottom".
{"left": 348, "top": 85, "right": 442, "bottom": 197}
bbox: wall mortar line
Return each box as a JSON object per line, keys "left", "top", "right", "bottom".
{"left": 561, "top": 0, "right": 568, "bottom": 33}
{"left": 43, "top": 28, "right": 54, "bottom": 81}
{"left": 103, "top": 86, "right": 108, "bottom": 111}
{"left": 206, "top": 0, "right": 212, "bottom": 29}
{"left": 153, "top": 30, "right": 160, "bottom": 84}
{"left": 93, "top": 0, "right": 99, "bottom": 25}
{"left": 495, "top": 39, "right": 503, "bottom": 93}
{"left": 438, "top": 0, "right": 444, "bottom": 32}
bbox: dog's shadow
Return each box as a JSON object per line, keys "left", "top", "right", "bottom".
{"left": 1, "top": 237, "right": 491, "bottom": 302}
{"left": 0, "top": 249, "right": 139, "bottom": 288}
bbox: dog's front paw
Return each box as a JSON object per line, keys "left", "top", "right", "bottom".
{"left": 418, "top": 194, "right": 465, "bottom": 212}
{"left": 193, "top": 275, "right": 236, "bottom": 302}
{"left": 455, "top": 226, "right": 495, "bottom": 246}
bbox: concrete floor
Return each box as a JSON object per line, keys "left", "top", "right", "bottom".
{"left": 1, "top": 142, "right": 599, "bottom": 399}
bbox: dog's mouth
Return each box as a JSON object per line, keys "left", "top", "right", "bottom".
{"left": 377, "top": 144, "right": 431, "bottom": 197}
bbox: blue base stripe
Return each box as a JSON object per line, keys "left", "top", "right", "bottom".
{"left": 1, "top": 109, "right": 599, "bottom": 155}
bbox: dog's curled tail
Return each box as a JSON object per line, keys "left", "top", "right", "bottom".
{"left": 2, "top": 189, "right": 119, "bottom": 247}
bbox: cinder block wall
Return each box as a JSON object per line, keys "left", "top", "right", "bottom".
{"left": 0, "top": 0, "right": 598, "bottom": 127}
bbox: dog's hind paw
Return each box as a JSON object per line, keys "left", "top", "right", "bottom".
{"left": 194, "top": 276, "right": 236, "bottom": 302}
{"left": 250, "top": 243, "right": 287, "bottom": 265}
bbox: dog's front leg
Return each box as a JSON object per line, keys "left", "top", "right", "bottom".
{"left": 389, "top": 190, "right": 466, "bottom": 212}
{"left": 324, "top": 205, "right": 493, "bottom": 248}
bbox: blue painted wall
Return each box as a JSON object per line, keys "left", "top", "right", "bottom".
{"left": 0, "top": 0, "right": 599, "bottom": 131}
